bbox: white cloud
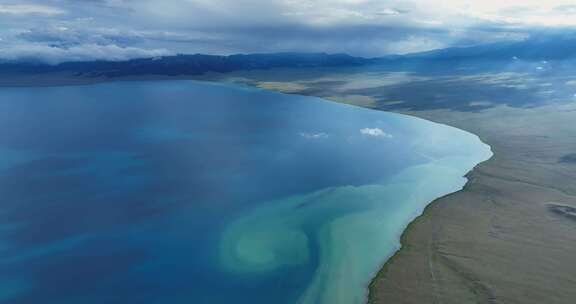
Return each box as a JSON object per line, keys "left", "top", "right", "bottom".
{"left": 360, "top": 128, "right": 393, "bottom": 138}
{"left": 0, "top": 43, "right": 172, "bottom": 65}
{"left": 0, "top": 0, "right": 575, "bottom": 62}
{"left": 384, "top": 35, "right": 445, "bottom": 54}
{"left": 0, "top": 4, "right": 65, "bottom": 16}
{"left": 427, "top": 0, "right": 576, "bottom": 27}
{"left": 300, "top": 132, "right": 329, "bottom": 139}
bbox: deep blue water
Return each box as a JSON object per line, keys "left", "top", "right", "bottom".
{"left": 0, "top": 81, "right": 491, "bottom": 304}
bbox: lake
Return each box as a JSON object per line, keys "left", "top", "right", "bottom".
{"left": 0, "top": 81, "right": 491, "bottom": 304}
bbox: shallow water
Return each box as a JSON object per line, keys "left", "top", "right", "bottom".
{"left": 0, "top": 81, "right": 491, "bottom": 304}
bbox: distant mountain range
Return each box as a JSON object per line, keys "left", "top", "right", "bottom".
{"left": 0, "top": 53, "right": 374, "bottom": 77}
{"left": 1, "top": 36, "right": 575, "bottom": 78}
{"left": 400, "top": 35, "right": 576, "bottom": 61}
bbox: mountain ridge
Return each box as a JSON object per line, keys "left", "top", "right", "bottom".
{"left": 2, "top": 36, "right": 576, "bottom": 77}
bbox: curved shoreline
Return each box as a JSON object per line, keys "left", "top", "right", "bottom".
{"left": 0, "top": 76, "right": 494, "bottom": 304}
{"left": 366, "top": 168, "right": 484, "bottom": 303}
{"left": 365, "top": 129, "right": 495, "bottom": 304}
{"left": 208, "top": 82, "right": 494, "bottom": 304}
{"left": 204, "top": 81, "right": 496, "bottom": 304}
{"left": 5, "top": 69, "right": 576, "bottom": 303}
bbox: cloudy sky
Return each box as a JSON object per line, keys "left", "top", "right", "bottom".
{"left": 1, "top": 0, "right": 575, "bottom": 63}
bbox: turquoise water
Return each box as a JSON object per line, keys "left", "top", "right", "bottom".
{"left": 0, "top": 81, "right": 491, "bottom": 304}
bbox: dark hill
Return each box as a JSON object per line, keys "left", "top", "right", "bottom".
{"left": 0, "top": 53, "right": 373, "bottom": 77}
